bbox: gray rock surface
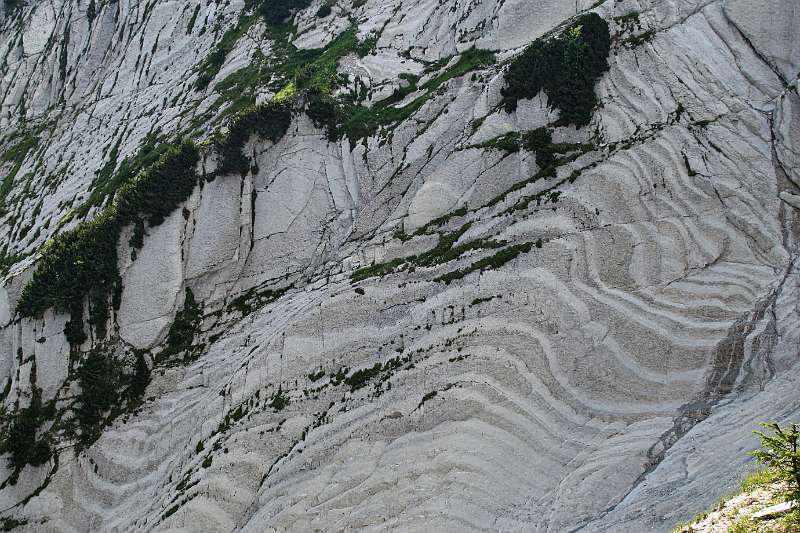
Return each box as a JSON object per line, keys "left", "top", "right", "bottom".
{"left": 0, "top": 0, "right": 798, "bottom": 531}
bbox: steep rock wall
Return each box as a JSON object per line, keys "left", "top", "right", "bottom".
{"left": 0, "top": 0, "right": 797, "bottom": 531}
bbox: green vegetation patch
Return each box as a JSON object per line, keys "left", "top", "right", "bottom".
{"left": 344, "top": 356, "right": 404, "bottom": 392}
{"left": 501, "top": 13, "right": 611, "bottom": 127}
{"left": 74, "top": 348, "right": 150, "bottom": 448}
{"left": 465, "top": 132, "right": 521, "bottom": 153}
{"left": 17, "top": 142, "right": 200, "bottom": 320}
{"left": 0, "top": 395, "right": 52, "bottom": 478}
{"left": 351, "top": 223, "right": 507, "bottom": 283}
{"left": 752, "top": 422, "right": 800, "bottom": 499}
{"left": 249, "top": 0, "right": 311, "bottom": 26}
{"left": 216, "top": 102, "right": 293, "bottom": 175}
{"left": 228, "top": 283, "right": 292, "bottom": 316}
{"left": 338, "top": 47, "right": 496, "bottom": 142}
{"left": 157, "top": 288, "right": 204, "bottom": 365}
{"left": 434, "top": 242, "right": 534, "bottom": 284}
{"left": 76, "top": 130, "right": 175, "bottom": 220}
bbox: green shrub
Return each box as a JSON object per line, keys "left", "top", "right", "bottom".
{"left": 76, "top": 131, "right": 173, "bottom": 219}
{"left": 0, "top": 132, "right": 40, "bottom": 214}
{"left": 0, "top": 518, "right": 28, "bottom": 531}
{"left": 316, "top": 4, "right": 332, "bottom": 18}
{"left": 158, "top": 288, "right": 202, "bottom": 364}
{"left": 307, "top": 369, "right": 326, "bottom": 382}
{"left": 114, "top": 141, "right": 200, "bottom": 226}
{"left": 17, "top": 142, "right": 200, "bottom": 321}
{"left": 305, "top": 93, "right": 340, "bottom": 140}
{"left": 17, "top": 212, "right": 120, "bottom": 318}
{"left": 228, "top": 285, "right": 291, "bottom": 316}
{"left": 420, "top": 391, "right": 437, "bottom": 405}
{"left": 70, "top": 348, "right": 151, "bottom": 449}
{"left": 86, "top": 0, "right": 96, "bottom": 23}
{"left": 128, "top": 352, "right": 151, "bottom": 401}
{"left": 270, "top": 388, "right": 289, "bottom": 411}
{"left": 308, "top": 46, "right": 495, "bottom": 143}
{"left": 0, "top": 404, "right": 52, "bottom": 474}
{"left": 351, "top": 223, "right": 507, "bottom": 282}
{"left": 0, "top": 251, "right": 22, "bottom": 277}
{"left": 345, "top": 363, "right": 383, "bottom": 391}
{"left": 294, "top": 28, "right": 358, "bottom": 95}
{"left": 752, "top": 422, "right": 800, "bottom": 498}
{"left": 434, "top": 242, "right": 534, "bottom": 284}
{"left": 75, "top": 349, "right": 121, "bottom": 444}
{"left": 501, "top": 13, "right": 610, "bottom": 127}
{"left": 351, "top": 258, "right": 406, "bottom": 283}
{"left": 216, "top": 103, "right": 292, "bottom": 175}
{"left": 0, "top": 367, "right": 52, "bottom": 479}
{"left": 522, "top": 127, "right": 555, "bottom": 168}
{"left": 3, "top": 0, "right": 22, "bottom": 13}
{"left": 250, "top": 0, "right": 311, "bottom": 26}
{"left": 468, "top": 132, "right": 521, "bottom": 152}
{"left": 187, "top": 4, "right": 201, "bottom": 34}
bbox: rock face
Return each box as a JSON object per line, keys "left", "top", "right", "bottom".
{"left": 0, "top": 0, "right": 798, "bottom": 531}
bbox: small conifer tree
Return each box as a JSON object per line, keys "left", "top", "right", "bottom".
{"left": 752, "top": 422, "right": 800, "bottom": 499}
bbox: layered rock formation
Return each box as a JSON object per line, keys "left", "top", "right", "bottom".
{"left": 0, "top": 0, "right": 798, "bottom": 531}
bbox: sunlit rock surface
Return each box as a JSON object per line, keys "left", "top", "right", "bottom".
{"left": 0, "top": 0, "right": 798, "bottom": 531}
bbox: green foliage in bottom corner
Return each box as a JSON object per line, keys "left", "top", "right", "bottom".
{"left": 752, "top": 422, "right": 800, "bottom": 499}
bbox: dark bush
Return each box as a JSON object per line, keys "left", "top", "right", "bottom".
{"left": 64, "top": 301, "right": 88, "bottom": 346}
{"left": 345, "top": 363, "right": 383, "bottom": 391}
{"left": 3, "top": 0, "right": 22, "bottom": 13}
{"left": 316, "top": 4, "right": 331, "bottom": 17}
{"left": 501, "top": 13, "right": 611, "bottom": 127}
{"left": 0, "top": 368, "right": 52, "bottom": 477}
{"left": 522, "top": 127, "right": 556, "bottom": 168}
{"left": 75, "top": 349, "right": 120, "bottom": 443}
{"left": 251, "top": 0, "right": 311, "bottom": 26}
{"left": 86, "top": 0, "right": 96, "bottom": 23}
{"left": 753, "top": 422, "right": 800, "bottom": 499}
{"left": 17, "top": 213, "right": 120, "bottom": 319}
{"left": 216, "top": 103, "right": 292, "bottom": 175}
{"left": 305, "top": 92, "right": 340, "bottom": 140}
{"left": 158, "top": 288, "right": 202, "bottom": 364}
{"left": 0, "top": 405, "right": 51, "bottom": 473}
{"left": 128, "top": 352, "right": 151, "bottom": 401}
{"left": 114, "top": 141, "right": 200, "bottom": 227}
{"left": 270, "top": 388, "right": 289, "bottom": 411}
{"left": 17, "top": 142, "right": 200, "bottom": 321}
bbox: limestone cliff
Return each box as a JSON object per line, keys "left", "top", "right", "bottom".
{"left": 0, "top": 0, "right": 798, "bottom": 531}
